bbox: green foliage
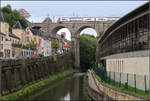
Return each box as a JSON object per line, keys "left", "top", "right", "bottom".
{"left": 28, "top": 39, "right": 37, "bottom": 50}
{"left": 12, "top": 42, "right": 22, "bottom": 47}
{"left": 61, "top": 34, "right": 64, "bottom": 38}
{"left": 1, "top": 4, "right": 28, "bottom": 30}
{"left": 12, "top": 40, "right": 37, "bottom": 50}
{"left": 52, "top": 40, "right": 59, "bottom": 50}
{"left": 82, "top": 76, "right": 91, "bottom": 100}
{"left": 80, "top": 34, "right": 97, "bottom": 71}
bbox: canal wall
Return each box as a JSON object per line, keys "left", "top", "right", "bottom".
{"left": 0, "top": 53, "right": 74, "bottom": 96}
{"left": 87, "top": 70, "right": 148, "bottom": 100}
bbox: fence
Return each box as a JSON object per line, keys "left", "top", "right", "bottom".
{"left": 93, "top": 66, "right": 149, "bottom": 94}
{"left": 0, "top": 53, "right": 73, "bottom": 96}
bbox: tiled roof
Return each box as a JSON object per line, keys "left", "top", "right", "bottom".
{"left": 0, "top": 11, "right": 5, "bottom": 22}
{"left": 30, "top": 28, "right": 42, "bottom": 36}
{"left": 9, "top": 33, "right": 20, "bottom": 40}
{"left": 0, "top": 32, "right": 5, "bottom": 35}
{"left": 13, "top": 21, "right": 23, "bottom": 29}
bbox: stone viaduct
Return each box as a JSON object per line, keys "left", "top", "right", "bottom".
{"left": 27, "top": 19, "right": 115, "bottom": 69}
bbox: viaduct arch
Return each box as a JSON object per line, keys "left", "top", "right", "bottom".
{"left": 28, "top": 20, "right": 114, "bottom": 69}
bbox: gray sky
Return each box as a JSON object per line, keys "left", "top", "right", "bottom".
{"left": 1, "top": 1, "right": 148, "bottom": 40}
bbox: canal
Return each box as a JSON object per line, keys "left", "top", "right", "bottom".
{"left": 20, "top": 73, "right": 85, "bottom": 100}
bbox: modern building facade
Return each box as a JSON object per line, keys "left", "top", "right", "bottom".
{"left": 98, "top": 2, "right": 150, "bottom": 76}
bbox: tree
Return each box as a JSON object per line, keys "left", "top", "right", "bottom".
{"left": 1, "top": 5, "right": 28, "bottom": 30}
{"left": 80, "top": 34, "right": 97, "bottom": 71}
{"left": 61, "top": 34, "right": 64, "bottom": 39}
{"left": 52, "top": 39, "right": 59, "bottom": 52}
{"left": 18, "top": 8, "right": 31, "bottom": 19}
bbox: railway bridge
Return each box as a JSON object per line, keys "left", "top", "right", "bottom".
{"left": 27, "top": 19, "right": 115, "bottom": 69}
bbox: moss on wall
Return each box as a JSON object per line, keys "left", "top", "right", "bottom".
{"left": 0, "top": 69, "right": 75, "bottom": 101}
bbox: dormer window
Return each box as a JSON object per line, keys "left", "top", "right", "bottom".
{"left": 27, "top": 31, "right": 29, "bottom": 34}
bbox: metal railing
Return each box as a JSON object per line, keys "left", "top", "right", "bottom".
{"left": 93, "top": 66, "right": 149, "bottom": 95}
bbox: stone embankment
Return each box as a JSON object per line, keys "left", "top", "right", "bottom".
{"left": 0, "top": 53, "right": 74, "bottom": 96}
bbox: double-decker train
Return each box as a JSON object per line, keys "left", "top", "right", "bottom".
{"left": 57, "top": 17, "right": 120, "bottom": 23}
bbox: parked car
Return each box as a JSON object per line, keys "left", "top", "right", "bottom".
{"left": 16, "top": 56, "right": 28, "bottom": 59}
{"left": 39, "top": 54, "right": 44, "bottom": 57}
{"left": 32, "top": 55, "right": 40, "bottom": 58}
{"left": 25, "top": 55, "right": 32, "bottom": 59}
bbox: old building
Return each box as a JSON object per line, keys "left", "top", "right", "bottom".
{"left": 62, "top": 39, "right": 71, "bottom": 52}
{"left": 9, "top": 33, "right": 20, "bottom": 44}
{"left": 12, "top": 21, "right": 26, "bottom": 44}
{"left": 29, "top": 26, "right": 44, "bottom": 54}
{"left": 0, "top": 12, "right": 12, "bottom": 58}
{"left": 0, "top": 32, "right": 6, "bottom": 57}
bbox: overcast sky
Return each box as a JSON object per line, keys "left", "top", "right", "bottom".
{"left": 1, "top": 1, "right": 148, "bottom": 40}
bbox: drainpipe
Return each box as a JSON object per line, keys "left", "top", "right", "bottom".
{"left": 149, "top": 1, "right": 150, "bottom": 99}
{"left": 0, "top": 61, "right": 1, "bottom": 97}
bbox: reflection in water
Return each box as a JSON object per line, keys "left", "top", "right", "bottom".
{"left": 62, "top": 93, "right": 70, "bottom": 101}
{"left": 22, "top": 73, "right": 85, "bottom": 100}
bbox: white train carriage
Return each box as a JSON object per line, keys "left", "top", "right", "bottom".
{"left": 57, "top": 17, "right": 119, "bottom": 23}
{"left": 83, "top": 17, "right": 95, "bottom": 22}
{"left": 107, "top": 17, "right": 120, "bottom": 21}
{"left": 95, "top": 17, "right": 108, "bottom": 21}
{"left": 69, "top": 17, "right": 83, "bottom": 22}
{"left": 61, "top": 17, "right": 70, "bottom": 22}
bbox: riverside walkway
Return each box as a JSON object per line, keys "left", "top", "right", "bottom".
{"left": 87, "top": 69, "right": 148, "bottom": 100}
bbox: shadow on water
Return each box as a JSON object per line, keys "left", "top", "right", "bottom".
{"left": 20, "top": 73, "right": 85, "bottom": 101}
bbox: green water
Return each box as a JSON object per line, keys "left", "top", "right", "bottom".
{"left": 21, "top": 73, "right": 85, "bottom": 100}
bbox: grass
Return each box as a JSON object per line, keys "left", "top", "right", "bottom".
{"left": 82, "top": 75, "right": 91, "bottom": 100}
{"left": 0, "top": 69, "right": 76, "bottom": 101}
{"left": 91, "top": 69, "right": 150, "bottom": 99}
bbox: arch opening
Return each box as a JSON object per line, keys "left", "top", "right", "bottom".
{"left": 74, "top": 26, "right": 98, "bottom": 71}
{"left": 76, "top": 26, "right": 98, "bottom": 37}
{"left": 51, "top": 27, "right": 72, "bottom": 54}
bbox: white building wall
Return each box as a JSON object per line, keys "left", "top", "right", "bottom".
{"left": 42, "top": 39, "right": 51, "bottom": 56}
{"left": 106, "top": 56, "right": 149, "bottom": 76}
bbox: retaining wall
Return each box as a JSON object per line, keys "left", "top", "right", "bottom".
{"left": 0, "top": 53, "right": 74, "bottom": 96}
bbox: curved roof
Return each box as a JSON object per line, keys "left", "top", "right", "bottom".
{"left": 99, "top": 2, "right": 149, "bottom": 44}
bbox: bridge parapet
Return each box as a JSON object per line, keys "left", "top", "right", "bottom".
{"left": 0, "top": 53, "right": 74, "bottom": 96}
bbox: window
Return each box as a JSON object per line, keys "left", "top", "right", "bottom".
{"left": 34, "top": 37, "right": 36, "bottom": 41}
{"left": 27, "top": 37, "right": 29, "bottom": 42}
{"left": 5, "top": 24, "right": 7, "bottom": 34}
{"left": 27, "top": 31, "right": 29, "bottom": 34}
{"left": 1, "top": 44, "right": 3, "bottom": 50}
